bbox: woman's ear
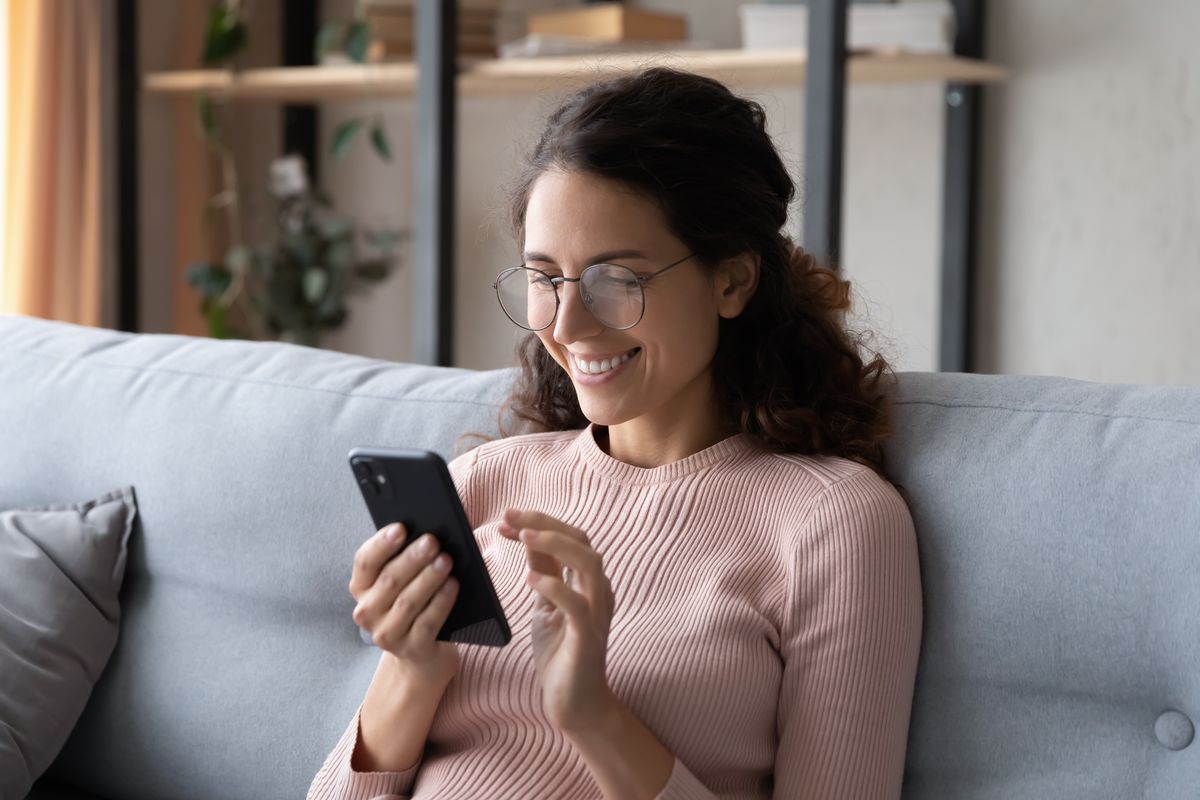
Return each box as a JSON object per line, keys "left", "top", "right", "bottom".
{"left": 714, "top": 252, "right": 760, "bottom": 319}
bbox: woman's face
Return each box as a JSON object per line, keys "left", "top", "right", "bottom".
{"left": 521, "top": 169, "right": 727, "bottom": 430}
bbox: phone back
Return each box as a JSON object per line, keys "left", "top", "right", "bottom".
{"left": 349, "top": 446, "right": 511, "bottom": 647}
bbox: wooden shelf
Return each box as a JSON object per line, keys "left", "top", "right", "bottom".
{"left": 143, "top": 49, "right": 1008, "bottom": 102}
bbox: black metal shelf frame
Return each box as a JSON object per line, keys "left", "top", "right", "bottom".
{"left": 116, "top": 0, "right": 986, "bottom": 372}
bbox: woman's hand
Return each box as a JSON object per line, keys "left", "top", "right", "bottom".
{"left": 499, "top": 508, "right": 618, "bottom": 735}
{"left": 349, "top": 522, "right": 462, "bottom": 687}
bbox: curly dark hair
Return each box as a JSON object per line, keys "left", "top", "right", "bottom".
{"left": 472, "top": 66, "right": 905, "bottom": 496}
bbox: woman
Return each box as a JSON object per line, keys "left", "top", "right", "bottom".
{"left": 309, "top": 67, "right": 922, "bottom": 800}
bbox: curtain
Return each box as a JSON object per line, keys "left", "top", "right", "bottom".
{"left": 2, "top": 0, "right": 104, "bottom": 325}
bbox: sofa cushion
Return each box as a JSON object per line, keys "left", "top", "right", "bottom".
{"left": 0, "top": 487, "right": 137, "bottom": 800}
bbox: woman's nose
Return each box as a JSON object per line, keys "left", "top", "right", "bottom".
{"left": 554, "top": 279, "right": 605, "bottom": 342}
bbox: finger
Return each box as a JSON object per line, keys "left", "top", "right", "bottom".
{"left": 527, "top": 572, "right": 591, "bottom": 626}
{"left": 520, "top": 531, "right": 561, "bottom": 577}
{"left": 352, "top": 533, "right": 444, "bottom": 630}
{"left": 372, "top": 556, "right": 456, "bottom": 652}
{"left": 501, "top": 509, "right": 591, "bottom": 546}
{"left": 409, "top": 576, "right": 459, "bottom": 643}
{"left": 520, "top": 528, "right": 602, "bottom": 595}
{"left": 348, "top": 522, "right": 409, "bottom": 597}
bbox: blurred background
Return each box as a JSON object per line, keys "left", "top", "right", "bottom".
{"left": 1, "top": 0, "right": 1197, "bottom": 384}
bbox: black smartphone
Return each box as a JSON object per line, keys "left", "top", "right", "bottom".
{"left": 348, "top": 446, "right": 512, "bottom": 647}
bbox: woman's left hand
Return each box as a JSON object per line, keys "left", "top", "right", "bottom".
{"left": 498, "top": 508, "right": 617, "bottom": 735}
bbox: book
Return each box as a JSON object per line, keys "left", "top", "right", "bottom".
{"left": 528, "top": 3, "right": 687, "bottom": 43}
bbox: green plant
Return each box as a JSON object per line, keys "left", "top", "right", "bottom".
{"left": 189, "top": 0, "right": 401, "bottom": 346}
{"left": 187, "top": 156, "right": 404, "bottom": 347}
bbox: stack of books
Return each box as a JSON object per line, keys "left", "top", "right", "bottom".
{"left": 739, "top": 1, "right": 955, "bottom": 55}
{"left": 500, "top": 2, "right": 691, "bottom": 59}
{"left": 362, "top": 0, "right": 502, "bottom": 59}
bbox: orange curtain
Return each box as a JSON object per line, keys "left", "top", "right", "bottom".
{"left": 2, "top": 0, "right": 103, "bottom": 325}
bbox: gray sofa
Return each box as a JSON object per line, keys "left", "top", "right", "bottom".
{"left": 2, "top": 312, "right": 1197, "bottom": 799}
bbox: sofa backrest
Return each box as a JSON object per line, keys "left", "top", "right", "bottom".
{"left": 2, "top": 313, "right": 1197, "bottom": 798}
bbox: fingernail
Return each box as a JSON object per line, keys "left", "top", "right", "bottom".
{"left": 386, "top": 523, "right": 403, "bottom": 543}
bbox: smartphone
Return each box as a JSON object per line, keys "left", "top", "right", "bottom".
{"left": 348, "top": 446, "right": 512, "bottom": 647}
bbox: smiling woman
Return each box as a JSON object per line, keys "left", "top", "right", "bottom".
{"left": 310, "top": 67, "right": 922, "bottom": 800}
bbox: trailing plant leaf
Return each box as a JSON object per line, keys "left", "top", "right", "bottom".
{"left": 331, "top": 118, "right": 364, "bottom": 160}
{"left": 369, "top": 122, "right": 393, "bottom": 162}
{"left": 314, "top": 21, "right": 344, "bottom": 63}
{"left": 187, "top": 262, "right": 233, "bottom": 298}
{"left": 353, "top": 260, "right": 391, "bottom": 282}
{"left": 303, "top": 267, "right": 330, "bottom": 304}
{"left": 325, "top": 239, "right": 355, "bottom": 272}
{"left": 196, "top": 94, "right": 219, "bottom": 141}
{"left": 202, "top": 4, "right": 247, "bottom": 66}
{"left": 363, "top": 228, "right": 407, "bottom": 250}
{"left": 344, "top": 21, "right": 373, "bottom": 64}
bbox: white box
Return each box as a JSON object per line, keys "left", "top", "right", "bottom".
{"left": 739, "top": 2, "right": 956, "bottom": 55}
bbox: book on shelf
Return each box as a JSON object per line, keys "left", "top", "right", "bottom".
{"left": 528, "top": 4, "right": 687, "bottom": 43}
{"left": 364, "top": 1, "right": 501, "bottom": 58}
{"left": 740, "top": 1, "right": 955, "bottom": 55}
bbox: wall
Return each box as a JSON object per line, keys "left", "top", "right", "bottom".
{"left": 976, "top": 0, "right": 1200, "bottom": 384}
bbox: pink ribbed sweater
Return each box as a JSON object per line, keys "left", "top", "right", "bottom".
{"left": 308, "top": 423, "right": 923, "bottom": 799}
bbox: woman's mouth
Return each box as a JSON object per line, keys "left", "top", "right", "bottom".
{"left": 570, "top": 347, "right": 641, "bottom": 384}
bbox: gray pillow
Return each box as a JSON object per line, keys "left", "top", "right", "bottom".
{"left": 0, "top": 487, "right": 137, "bottom": 800}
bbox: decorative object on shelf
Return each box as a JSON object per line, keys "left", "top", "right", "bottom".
{"left": 527, "top": 2, "right": 686, "bottom": 42}
{"left": 187, "top": 155, "right": 405, "bottom": 348}
{"left": 360, "top": 0, "right": 501, "bottom": 59}
{"left": 740, "top": 1, "right": 954, "bottom": 55}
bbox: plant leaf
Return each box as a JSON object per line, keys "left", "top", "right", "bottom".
{"left": 353, "top": 259, "right": 391, "bottom": 282}
{"left": 196, "top": 94, "right": 218, "bottom": 140}
{"left": 344, "top": 21, "right": 373, "bottom": 64}
{"left": 303, "top": 267, "right": 330, "bottom": 304}
{"left": 331, "top": 118, "right": 364, "bottom": 160}
{"left": 314, "top": 21, "right": 344, "bottom": 64}
{"left": 187, "top": 262, "right": 233, "bottom": 297}
{"left": 202, "top": 4, "right": 247, "bottom": 66}
{"left": 369, "top": 122, "right": 393, "bottom": 162}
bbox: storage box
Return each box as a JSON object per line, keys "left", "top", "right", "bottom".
{"left": 739, "top": 2, "right": 954, "bottom": 54}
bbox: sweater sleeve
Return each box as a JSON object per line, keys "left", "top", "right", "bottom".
{"left": 773, "top": 469, "right": 924, "bottom": 799}
{"left": 305, "top": 704, "right": 421, "bottom": 799}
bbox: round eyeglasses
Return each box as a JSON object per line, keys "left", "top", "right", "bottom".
{"left": 492, "top": 253, "right": 694, "bottom": 331}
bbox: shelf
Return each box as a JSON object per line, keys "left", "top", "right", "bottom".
{"left": 143, "top": 48, "right": 1008, "bottom": 102}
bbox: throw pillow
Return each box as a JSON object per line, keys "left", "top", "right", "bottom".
{"left": 0, "top": 486, "right": 138, "bottom": 800}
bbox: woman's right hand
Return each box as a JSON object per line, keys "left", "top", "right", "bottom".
{"left": 349, "top": 522, "right": 462, "bottom": 685}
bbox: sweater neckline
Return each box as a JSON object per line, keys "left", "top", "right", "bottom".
{"left": 572, "top": 422, "right": 757, "bottom": 484}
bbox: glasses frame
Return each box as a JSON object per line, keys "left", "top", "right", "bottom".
{"left": 492, "top": 252, "right": 695, "bottom": 332}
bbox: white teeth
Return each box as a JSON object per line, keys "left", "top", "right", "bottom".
{"left": 575, "top": 349, "right": 635, "bottom": 375}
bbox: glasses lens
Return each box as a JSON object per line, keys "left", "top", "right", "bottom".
{"left": 496, "top": 267, "right": 558, "bottom": 330}
{"left": 582, "top": 264, "right": 643, "bottom": 329}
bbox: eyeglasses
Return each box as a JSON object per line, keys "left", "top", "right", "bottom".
{"left": 492, "top": 253, "right": 694, "bottom": 331}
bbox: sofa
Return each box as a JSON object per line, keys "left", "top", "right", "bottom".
{"left": 1, "top": 311, "right": 1196, "bottom": 799}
